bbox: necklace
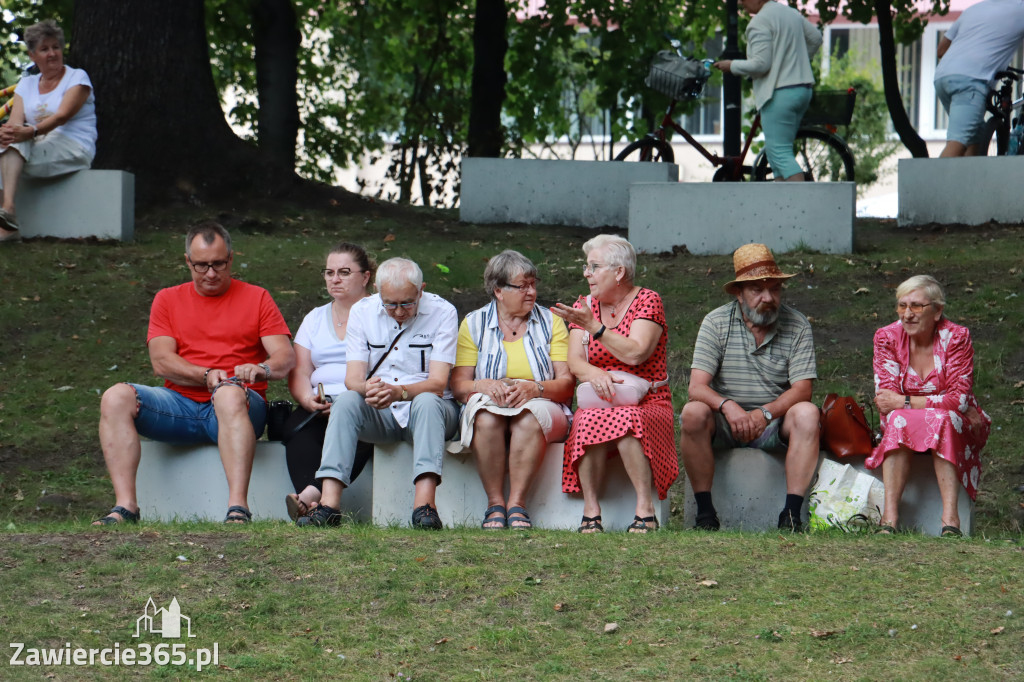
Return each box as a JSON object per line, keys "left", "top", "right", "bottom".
{"left": 499, "top": 314, "right": 526, "bottom": 337}
{"left": 331, "top": 303, "right": 348, "bottom": 328}
{"left": 603, "top": 287, "right": 637, "bottom": 320}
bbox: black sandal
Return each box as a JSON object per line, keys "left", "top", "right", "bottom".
{"left": 940, "top": 525, "right": 963, "bottom": 538}
{"left": 93, "top": 505, "right": 140, "bottom": 526}
{"left": 507, "top": 506, "right": 532, "bottom": 530}
{"left": 224, "top": 505, "right": 252, "bottom": 524}
{"left": 578, "top": 515, "right": 603, "bottom": 533}
{"left": 627, "top": 515, "right": 659, "bottom": 534}
{"left": 481, "top": 505, "right": 507, "bottom": 530}
{"left": 875, "top": 524, "right": 897, "bottom": 535}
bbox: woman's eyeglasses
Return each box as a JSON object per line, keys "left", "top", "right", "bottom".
{"left": 503, "top": 280, "right": 539, "bottom": 292}
{"left": 897, "top": 302, "right": 933, "bottom": 313}
{"left": 582, "top": 263, "right": 608, "bottom": 275}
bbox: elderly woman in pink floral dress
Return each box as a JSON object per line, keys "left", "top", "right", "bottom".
{"left": 869, "top": 275, "right": 990, "bottom": 536}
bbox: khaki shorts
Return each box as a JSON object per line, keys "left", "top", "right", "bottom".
{"left": 1, "top": 132, "right": 93, "bottom": 184}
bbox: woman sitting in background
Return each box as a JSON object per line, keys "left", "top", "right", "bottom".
{"left": 450, "top": 250, "right": 575, "bottom": 529}
{"left": 869, "top": 275, "right": 990, "bottom": 536}
{"left": 0, "top": 19, "right": 97, "bottom": 242}
{"left": 283, "top": 243, "right": 375, "bottom": 521}
{"left": 552, "top": 234, "right": 677, "bottom": 533}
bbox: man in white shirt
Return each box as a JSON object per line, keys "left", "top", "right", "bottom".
{"left": 300, "top": 258, "right": 460, "bottom": 529}
{"left": 934, "top": 0, "right": 1024, "bottom": 156}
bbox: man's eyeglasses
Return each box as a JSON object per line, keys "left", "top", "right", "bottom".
{"left": 503, "top": 280, "right": 539, "bottom": 292}
{"left": 897, "top": 302, "right": 934, "bottom": 314}
{"left": 189, "top": 259, "right": 230, "bottom": 273}
{"left": 382, "top": 301, "right": 417, "bottom": 311}
{"left": 322, "top": 268, "right": 365, "bottom": 279}
{"left": 582, "top": 263, "right": 608, "bottom": 275}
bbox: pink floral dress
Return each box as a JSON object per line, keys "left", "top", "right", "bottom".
{"left": 867, "top": 318, "right": 991, "bottom": 500}
{"left": 562, "top": 289, "right": 679, "bottom": 499}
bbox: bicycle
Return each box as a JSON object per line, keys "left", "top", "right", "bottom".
{"left": 615, "top": 41, "right": 856, "bottom": 183}
{"left": 981, "top": 66, "right": 1024, "bottom": 156}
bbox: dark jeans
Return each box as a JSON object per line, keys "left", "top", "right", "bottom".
{"left": 282, "top": 407, "right": 372, "bottom": 493}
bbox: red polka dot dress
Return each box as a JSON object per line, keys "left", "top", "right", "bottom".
{"left": 562, "top": 288, "right": 679, "bottom": 499}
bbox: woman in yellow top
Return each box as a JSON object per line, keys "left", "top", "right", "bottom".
{"left": 451, "top": 250, "right": 575, "bottom": 529}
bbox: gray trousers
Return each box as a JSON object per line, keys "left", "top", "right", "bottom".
{"left": 316, "top": 391, "right": 459, "bottom": 486}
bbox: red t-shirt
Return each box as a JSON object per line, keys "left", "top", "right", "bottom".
{"left": 147, "top": 280, "right": 291, "bottom": 402}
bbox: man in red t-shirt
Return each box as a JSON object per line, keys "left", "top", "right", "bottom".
{"left": 94, "top": 222, "right": 294, "bottom": 525}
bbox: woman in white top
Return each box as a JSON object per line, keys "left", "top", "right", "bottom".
{"left": 0, "top": 20, "right": 97, "bottom": 241}
{"left": 284, "top": 243, "right": 375, "bottom": 521}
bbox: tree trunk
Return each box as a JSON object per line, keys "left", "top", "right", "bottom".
{"left": 253, "top": 0, "right": 300, "bottom": 175}
{"left": 71, "top": 0, "right": 291, "bottom": 203}
{"left": 467, "top": 0, "right": 507, "bottom": 157}
{"left": 876, "top": 0, "right": 929, "bottom": 158}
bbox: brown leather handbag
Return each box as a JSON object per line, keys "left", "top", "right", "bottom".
{"left": 820, "top": 393, "right": 876, "bottom": 458}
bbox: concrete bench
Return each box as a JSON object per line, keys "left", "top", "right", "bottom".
{"left": 682, "top": 448, "right": 974, "bottom": 536}
{"left": 135, "top": 441, "right": 373, "bottom": 522}
{"left": 16, "top": 169, "right": 134, "bottom": 241}
{"left": 897, "top": 157, "right": 1023, "bottom": 227}
{"left": 628, "top": 182, "right": 856, "bottom": 255}
{"left": 371, "top": 441, "right": 670, "bottom": 530}
{"left": 459, "top": 157, "right": 679, "bottom": 228}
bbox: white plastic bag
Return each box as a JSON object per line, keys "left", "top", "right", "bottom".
{"left": 808, "top": 459, "right": 885, "bottom": 531}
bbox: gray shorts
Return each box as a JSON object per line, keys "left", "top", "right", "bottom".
{"left": 711, "top": 412, "right": 788, "bottom": 453}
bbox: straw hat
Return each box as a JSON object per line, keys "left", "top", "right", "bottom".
{"left": 723, "top": 243, "right": 797, "bottom": 294}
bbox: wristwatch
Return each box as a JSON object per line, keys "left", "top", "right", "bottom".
{"left": 759, "top": 406, "right": 773, "bottom": 423}
{"left": 400, "top": 386, "right": 409, "bottom": 401}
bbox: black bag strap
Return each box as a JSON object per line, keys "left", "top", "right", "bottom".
{"left": 367, "top": 326, "right": 410, "bottom": 379}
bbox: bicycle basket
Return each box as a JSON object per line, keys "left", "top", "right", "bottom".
{"left": 645, "top": 51, "right": 709, "bottom": 101}
{"left": 801, "top": 88, "right": 857, "bottom": 126}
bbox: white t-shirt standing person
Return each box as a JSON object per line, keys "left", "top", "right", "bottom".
{"left": 934, "top": 0, "right": 1024, "bottom": 157}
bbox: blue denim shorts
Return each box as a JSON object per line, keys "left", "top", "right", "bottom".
{"left": 935, "top": 74, "right": 989, "bottom": 146}
{"left": 128, "top": 383, "right": 267, "bottom": 444}
{"left": 711, "top": 411, "right": 787, "bottom": 453}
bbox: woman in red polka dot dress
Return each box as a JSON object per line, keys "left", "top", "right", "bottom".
{"left": 552, "top": 235, "right": 678, "bottom": 533}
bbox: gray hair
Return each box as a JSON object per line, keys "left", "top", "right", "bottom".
{"left": 25, "top": 20, "right": 64, "bottom": 53}
{"left": 185, "top": 221, "right": 232, "bottom": 256}
{"left": 895, "top": 274, "right": 946, "bottom": 309}
{"left": 582, "top": 234, "right": 636, "bottom": 281}
{"left": 375, "top": 257, "right": 423, "bottom": 290}
{"left": 483, "top": 250, "right": 538, "bottom": 298}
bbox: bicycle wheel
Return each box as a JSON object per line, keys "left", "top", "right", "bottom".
{"left": 614, "top": 138, "right": 675, "bottom": 163}
{"left": 980, "top": 116, "right": 1009, "bottom": 156}
{"left": 753, "top": 128, "right": 855, "bottom": 182}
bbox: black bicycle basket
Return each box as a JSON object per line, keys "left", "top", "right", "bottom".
{"left": 801, "top": 88, "right": 857, "bottom": 126}
{"left": 645, "top": 51, "right": 709, "bottom": 101}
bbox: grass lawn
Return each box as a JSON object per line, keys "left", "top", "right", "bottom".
{"left": 1, "top": 198, "right": 1022, "bottom": 679}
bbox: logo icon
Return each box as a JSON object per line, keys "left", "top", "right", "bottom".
{"left": 133, "top": 598, "right": 195, "bottom": 639}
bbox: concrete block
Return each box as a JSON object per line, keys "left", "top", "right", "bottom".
{"left": 682, "top": 448, "right": 973, "bottom": 535}
{"left": 628, "top": 182, "right": 856, "bottom": 255}
{"left": 17, "top": 170, "right": 134, "bottom": 240}
{"left": 897, "top": 157, "right": 1024, "bottom": 226}
{"left": 459, "top": 157, "right": 679, "bottom": 228}
{"left": 371, "top": 441, "right": 669, "bottom": 530}
{"left": 136, "top": 440, "right": 373, "bottom": 522}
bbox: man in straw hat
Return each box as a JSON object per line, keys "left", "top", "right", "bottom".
{"left": 679, "top": 243, "right": 820, "bottom": 531}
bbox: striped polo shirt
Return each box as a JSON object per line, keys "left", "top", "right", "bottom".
{"left": 691, "top": 301, "right": 817, "bottom": 410}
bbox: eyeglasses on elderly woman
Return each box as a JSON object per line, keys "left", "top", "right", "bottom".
{"left": 897, "top": 302, "right": 934, "bottom": 314}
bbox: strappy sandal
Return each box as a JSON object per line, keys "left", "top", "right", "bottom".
{"left": 481, "top": 504, "right": 507, "bottom": 530}
{"left": 507, "top": 506, "right": 532, "bottom": 530}
{"left": 940, "top": 525, "right": 963, "bottom": 538}
{"left": 626, "top": 515, "right": 659, "bottom": 534}
{"left": 296, "top": 503, "right": 341, "bottom": 527}
{"left": 224, "top": 505, "right": 252, "bottom": 524}
{"left": 93, "top": 505, "right": 140, "bottom": 526}
{"left": 875, "top": 524, "right": 897, "bottom": 535}
{"left": 578, "top": 515, "right": 603, "bottom": 533}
